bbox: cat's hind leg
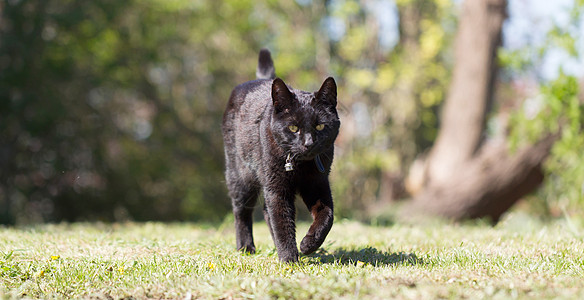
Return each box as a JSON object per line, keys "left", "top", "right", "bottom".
{"left": 225, "top": 165, "right": 259, "bottom": 254}
{"left": 231, "top": 183, "right": 259, "bottom": 253}
{"left": 262, "top": 201, "right": 275, "bottom": 244}
{"left": 298, "top": 176, "right": 334, "bottom": 255}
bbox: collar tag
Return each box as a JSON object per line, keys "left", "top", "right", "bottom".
{"left": 285, "top": 153, "right": 294, "bottom": 172}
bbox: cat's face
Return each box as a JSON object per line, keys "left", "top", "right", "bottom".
{"left": 270, "top": 77, "right": 340, "bottom": 160}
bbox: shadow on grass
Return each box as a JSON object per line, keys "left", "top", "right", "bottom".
{"left": 305, "top": 246, "right": 423, "bottom": 267}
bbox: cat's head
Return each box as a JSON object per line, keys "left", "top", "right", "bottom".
{"left": 270, "top": 77, "right": 340, "bottom": 160}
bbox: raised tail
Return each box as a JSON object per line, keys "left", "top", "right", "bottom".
{"left": 256, "top": 48, "right": 275, "bottom": 80}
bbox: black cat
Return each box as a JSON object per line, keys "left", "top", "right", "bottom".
{"left": 222, "top": 49, "right": 340, "bottom": 263}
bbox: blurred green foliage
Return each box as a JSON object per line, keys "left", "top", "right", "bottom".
{"left": 510, "top": 73, "right": 583, "bottom": 218}
{"left": 0, "top": 0, "right": 262, "bottom": 223}
{"left": 507, "top": 0, "right": 584, "bottom": 219}
{"left": 0, "top": 0, "right": 457, "bottom": 223}
{"left": 328, "top": 0, "right": 456, "bottom": 217}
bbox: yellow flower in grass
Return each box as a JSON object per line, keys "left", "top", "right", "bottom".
{"left": 207, "top": 262, "right": 215, "bottom": 270}
{"left": 50, "top": 255, "right": 60, "bottom": 261}
{"left": 280, "top": 265, "right": 293, "bottom": 274}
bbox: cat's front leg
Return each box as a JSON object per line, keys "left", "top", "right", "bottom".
{"left": 263, "top": 187, "right": 298, "bottom": 263}
{"left": 299, "top": 178, "right": 334, "bottom": 255}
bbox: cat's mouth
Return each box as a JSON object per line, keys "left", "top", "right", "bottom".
{"left": 292, "top": 144, "right": 326, "bottom": 161}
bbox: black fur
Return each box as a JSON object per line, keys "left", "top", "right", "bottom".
{"left": 222, "top": 49, "right": 340, "bottom": 263}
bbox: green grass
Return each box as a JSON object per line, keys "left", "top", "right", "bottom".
{"left": 1, "top": 213, "right": 583, "bottom": 299}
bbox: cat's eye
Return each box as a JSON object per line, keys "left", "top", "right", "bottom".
{"left": 316, "top": 124, "right": 325, "bottom": 131}
{"left": 288, "top": 125, "right": 299, "bottom": 133}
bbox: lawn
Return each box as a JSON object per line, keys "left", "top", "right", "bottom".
{"left": 1, "top": 213, "right": 583, "bottom": 299}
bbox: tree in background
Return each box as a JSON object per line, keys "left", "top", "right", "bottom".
{"left": 405, "top": 0, "right": 556, "bottom": 222}
{"left": 325, "top": 0, "right": 583, "bottom": 223}
{"left": 403, "top": 0, "right": 584, "bottom": 222}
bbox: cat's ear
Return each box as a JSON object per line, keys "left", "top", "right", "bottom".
{"left": 315, "top": 77, "right": 337, "bottom": 107}
{"left": 272, "top": 78, "right": 294, "bottom": 113}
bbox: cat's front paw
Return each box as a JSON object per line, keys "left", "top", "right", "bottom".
{"left": 278, "top": 248, "right": 299, "bottom": 263}
{"left": 279, "top": 254, "right": 298, "bottom": 263}
{"left": 299, "top": 235, "right": 320, "bottom": 255}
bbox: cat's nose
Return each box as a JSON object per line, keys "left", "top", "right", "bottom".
{"left": 303, "top": 134, "right": 313, "bottom": 147}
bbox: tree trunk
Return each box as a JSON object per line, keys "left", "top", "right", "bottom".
{"left": 425, "top": 0, "right": 506, "bottom": 187}
{"left": 406, "top": 0, "right": 556, "bottom": 222}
